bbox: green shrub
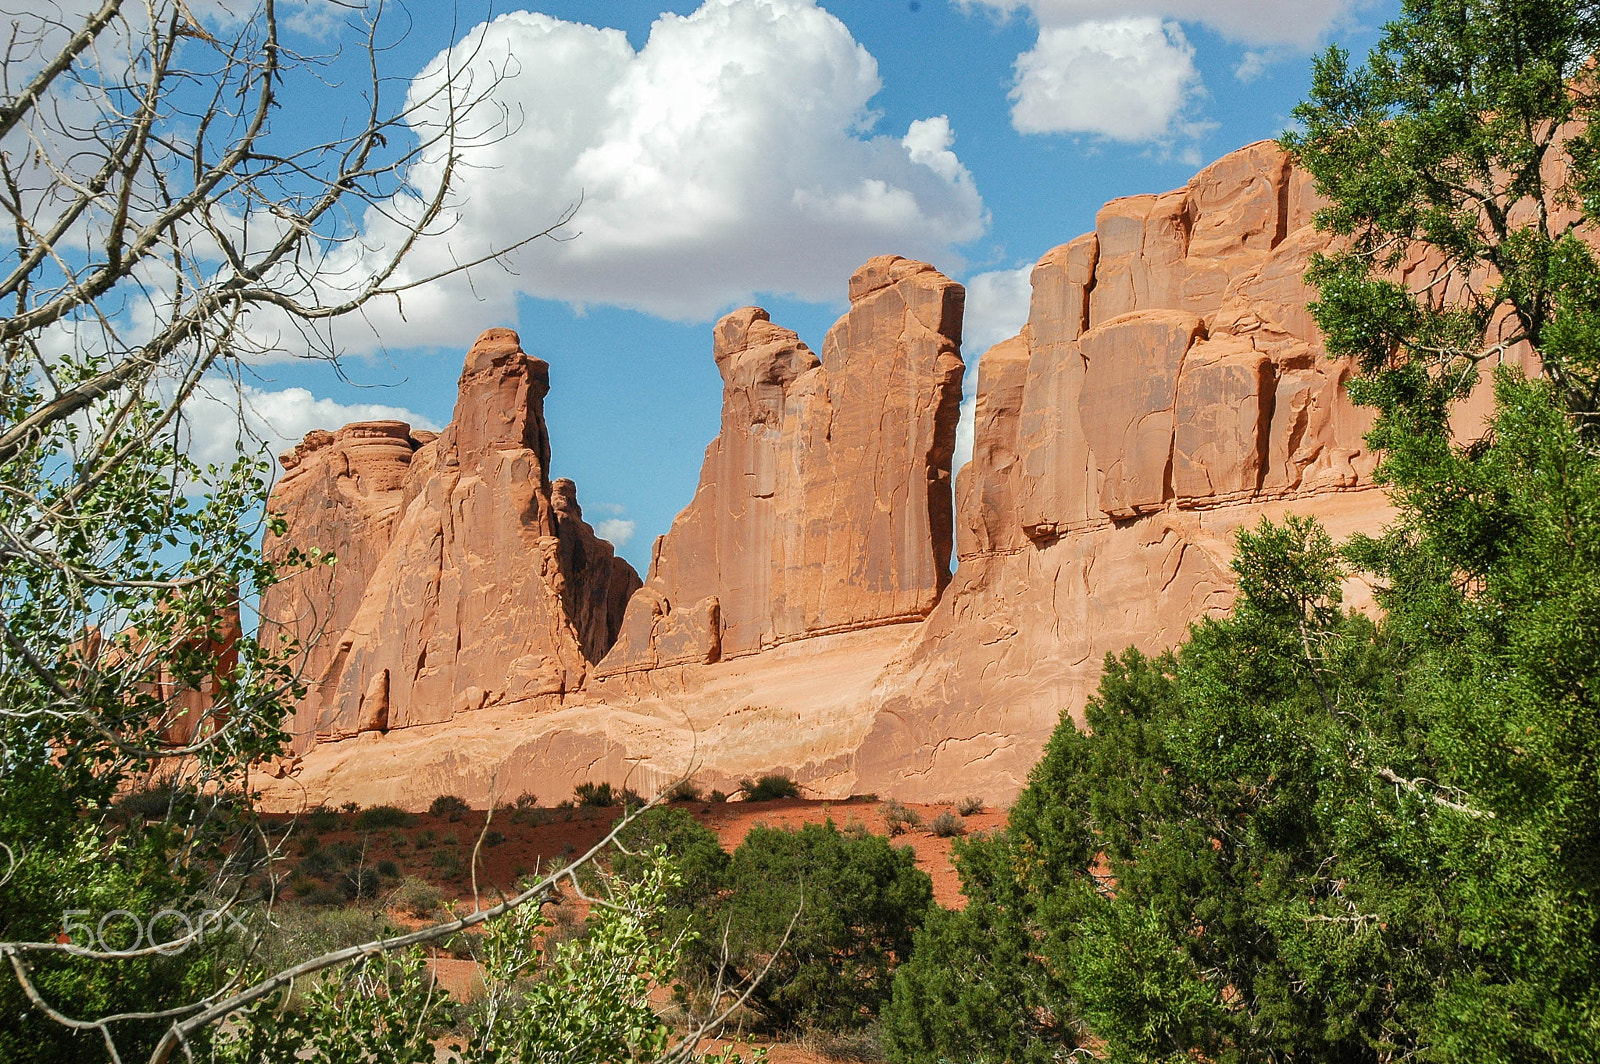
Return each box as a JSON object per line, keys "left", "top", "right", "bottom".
{"left": 392, "top": 877, "right": 442, "bottom": 918}
{"left": 481, "top": 829, "right": 506, "bottom": 848}
{"left": 514, "top": 791, "right": 539, "bottom": 809}
{"left": 574, "top": 781, "right": 615, "bottom": 807}
{"left": 719, "top": 820, "right": 932, "bottom": 1031}
{"left": 662, "top": 779, "right": 702, "bottom": 803}
{"left": 929, "top": 812, "right": 964, "bottom": 838}
{"left": 742, "top": 773, "right": 800, "bottom": 802}
{"left": 709, "top": 789, "right": 729, "bottom": 803}
{"left": 428, "top": 794, "right": 471, "bottom": 820}
{"left": 880, "top": 800, "right": 921, "bottom": 836}
{"left": 305, "top": 805, "right": 340, "bottom": 832}
{"left": 376, "top": 859, "right": 401, "bottom": 879}
{"left": 415, "top": 830, "right": 436, "bottom": 849}
{"left": 955, "top": 796, "right": 983, "bottom": 817}
{"left": 354, "top": 804, "right": 415, "bottom": 831}
{"left": 340, "top": 867, "right": 381, "bottom": 900}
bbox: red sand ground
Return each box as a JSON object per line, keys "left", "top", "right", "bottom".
{"left": 265, "top": 796, "right": 1007, "bottom": 1060}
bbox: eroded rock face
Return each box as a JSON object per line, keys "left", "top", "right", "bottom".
{"left": 595, "top": 255, "right": 965, "bottom": 675}
{"left": 853, "top": 141, "right": 1390, "bottom": 801}
{"left": 260, "top": 329, "right": 638, "bottom": 749}
{"left": 260, "top": 420, "right": 423, "bottom": 748}
{"left": 260, "top": 144, "right": 1402, "bottom": 811}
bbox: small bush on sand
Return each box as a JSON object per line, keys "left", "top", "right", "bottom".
{"left": 429, "top": 794, "right": 471, "bottom": 820}
{"left": 354, "top": 804, "right": 415, "bottom": 831}
{"left": 955, "top": 796, "right": 984, "bottom": 817}
{"left": 930, "top": 811, "right": 965, "bottom": 838}
{"left": 742, "top": 774, "right": 801, "bottom": 802}
{"left": 881, "top": 800, "right": 922, "bottom": 836}
{"left": 574, "top": 781, "right": 616, "bottom": 807}
{"left": 662, "top": 779, "right": 703, "bottom": 803}
{"left": 392, "top": 877, "right": 442, "bottom": 918}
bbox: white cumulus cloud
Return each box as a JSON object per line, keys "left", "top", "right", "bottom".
{"left": 962, "top": 0, "right": 1364, "bottom": 48}
{"left": 962, "top": 265, "right": 1034, "bottom": 355}
{"left": 594, "top": 518, "right": 636, "bottom": 547}
{"left": 1011, "top": 18, "right": 1200, "bottom": 140}
{"left": 321, "top": 0, "right": 986, "bottom": 349}
{"left": 961, "top": 0, "right": 1367, "bottom": 144}
{"left": 181, "top": 381, "right": 439, "bottom": 472}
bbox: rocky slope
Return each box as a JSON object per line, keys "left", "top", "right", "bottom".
{"left": 258, "top": 142, "right": 1399, "bottom": 810}
{"left": 259, "top": 328, "right": 639, "bottom": 752}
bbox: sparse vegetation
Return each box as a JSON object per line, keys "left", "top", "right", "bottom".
{"left": 929, "top": 812, "right": 965, "bottom": 838}
{"left": 742, "top": 773, "right": 801, "bottom": 802}
{"left": 880, "top": 800, "right": 921, "bottom": 837}
{"left": 353, "top": 804, "right": 415, "bottom": 831}
{"left": 304, "top": 805, "right": 341, "bottom": 833}
{"left": 392, "top": 877, "right": 443, "bottom": 918}
{"left": 428, "top": 794, "right": 472, "bottom": 820}
{"left": 955, "top": 796, "right": 983, "bottom": 817}
{"left": 663, "top": 779, "right": 704, "bottom": 803}
{"left": 574, "top": 781, "right": 616, "bottom": 807}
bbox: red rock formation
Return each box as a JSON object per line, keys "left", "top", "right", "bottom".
{"left": 595, "top": 255, "right": 965, "bottom": 675}
{"left": 258, "top": 144, "right": 1410, "bottom": 812}
{"left": 260, "top": 420, "right": 423, "bottom": 748}
{"left": 852, "top": 141, "right": 1391, "bottom": 802}
{"left": 260, "top": 329, "right": 638, "bottom": 749}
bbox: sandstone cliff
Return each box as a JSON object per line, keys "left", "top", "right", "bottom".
{"left": 851, "top": 142, "right": 1390, "bottom": 801}
{"left": 259, "top": 329, "right": 639, "bottom": 750}
{"left": 258, "top": 142, "right": 1401, "bottom": 812}
{"left": 596, "top": 256, "right": 965, "bottom": 676}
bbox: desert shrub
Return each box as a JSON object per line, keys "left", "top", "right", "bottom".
{"left": 305, "top": 805, "right": 340, "bottom": 832}
{"left": 618, "top": 786, "right": 645, "bottom": 808}
{"left": 880, "top": 801, "right": 921, "bottom": 836}
{"left": 802, "top": 1023, "right": 886, "bottom": 1062}
{"left": 428, "top": 794, "right": 471, "bottom": 820}
{"left": 298, "top": 885, "right": 350, "bottom": 907}
{"left": 955, "top": 796, "right": 983, "bottom": 817}
{"left": 339, "top": 801, "right": 359, "bottom": 815}
{"left": 376, "top": 859, "right": 401, "bottom": 879}
{"left": 614, "top": 807, "right": 730, "bottom": 915}
{"left": 929, "top": 812, "right": 965, "bottom": 838}
{"left": 431, "top": 851, "right": 465, "bottom": 878}
{"left": 574, "top": 781, "right": 615, "bottom": 807}
{"left": 354, "top": 804, "right": 415, "bottom": 831}
{"left": 340, "top": 867, "right": 382, "bottom": 900}
{"left": 325, "top": 841, "right": 363, "bottom": 866}
{"left": 481, "top": 829, "right": 506, "bottom": 848}
{"left": 514, "top": 791, "right": 540, "bottom": 809}
{"left": 392, "top": 877, "right": 442, "bottom": 918}
{"left": 297, "top": 850, "right": 341, "bottom": 880}
{"left": 718, "top": 821, "right": 932, "bottom": 1031}
{"left": 742, "top": 773, "right": 800, "bottom": 802}
{"left": 709, "top": 790, "right": 729, "bottom": 803}
{"left": 662, "top": 779, "right": 703, "bottom": 803}
{"left": 415, "top": 830, "right": 436, "bottom": 849}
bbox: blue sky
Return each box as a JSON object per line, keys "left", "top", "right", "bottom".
{"left": 207, "top": 0, "right": 1401, "bottom": 573}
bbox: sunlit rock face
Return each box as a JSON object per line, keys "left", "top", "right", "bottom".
{"left": 258, "top": 143, "right": 1409, "bottom": 812}
{"left": 260, "top": 328, "right": 639, "bottom": 752}
{"left": 595, "top": 255, "right": 966, "bottom": 677}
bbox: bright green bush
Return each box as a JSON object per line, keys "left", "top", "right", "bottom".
{"left": 741, "top": 774, "right": 800, "bottom": 802}
{"left": 720, "top": 821, "right": 931, "bottom": 1031}
{"left": 353, "top": 805, "right": 415, "bottom": 831}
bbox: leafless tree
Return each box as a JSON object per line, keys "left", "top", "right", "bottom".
{"left": 0, "top": 1, "right": 671, "bottom": 1059}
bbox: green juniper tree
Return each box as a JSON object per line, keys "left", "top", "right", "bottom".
{"left": 886, "top": 2, "right": 1600, "bottom": 1061}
